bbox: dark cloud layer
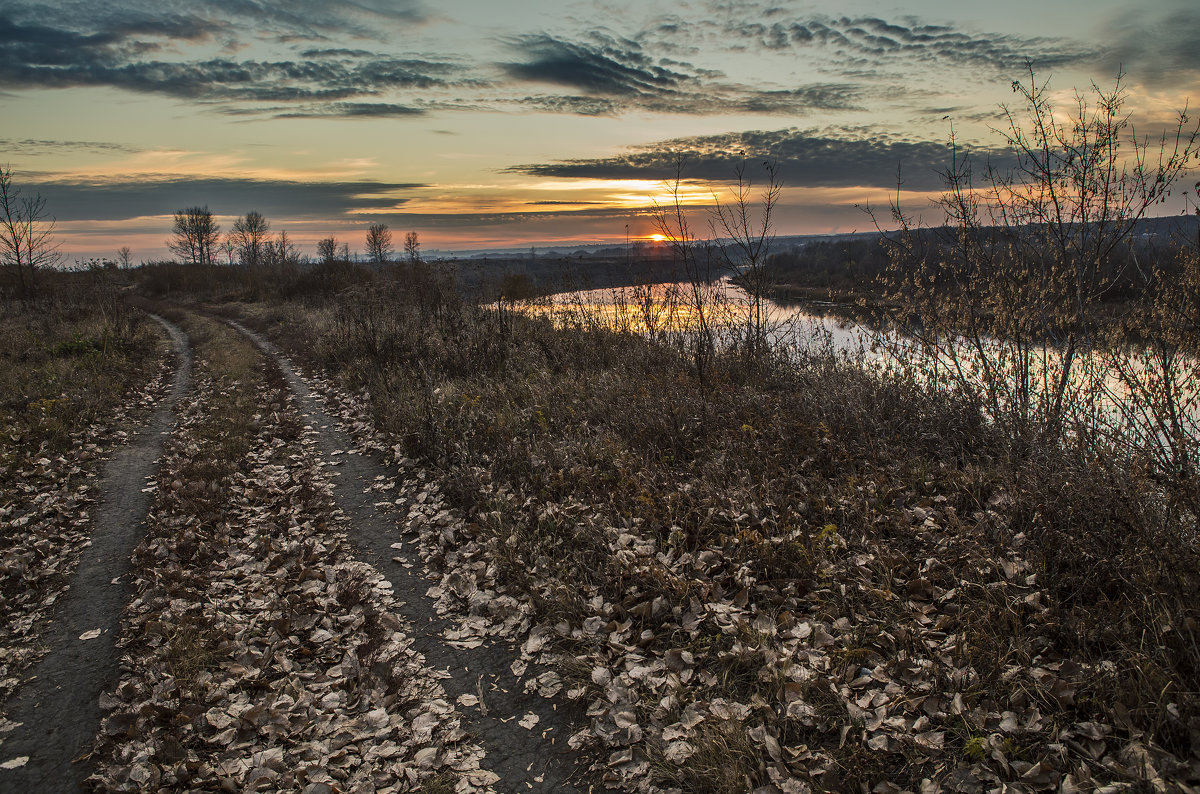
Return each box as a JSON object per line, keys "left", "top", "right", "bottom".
{"left": 507, "top": 128, "right": 1011, "bottom": 191}
{"left": 11, "top": 0, "right": 428, "bottom": 43}
{"left": 31, "top": 177, "right": 426, "bottom": 221}
{"left": 365, "top": 204, "right": 659, "bottom": 230}
{"left": 715, "top": 13, "right": 1092, "bottom": 73}
{"left": 502, "top": 33, "right": 694, "bottom": 96}
{"left": 0, "top": 138, "right": 143, "bottom": 155}
{"left": 1099, "top": 5, "right": 1200, "bottom": 89}
{"left": 0, "top": 0, "right": 458, "bottom": 108}
{"left": 500, "top": 33, "right": 861, "bottom": 116}
{"left": 268, "top": 102, "right": 427, "bottom": 119}
{"left": 0, "top": 15, "right": 464, "bottom": 102}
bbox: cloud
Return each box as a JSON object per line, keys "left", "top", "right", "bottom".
{"left": 0, "top": 2, "right": 1112, "bottom": 124}
{"left": 199, "top": 0, "right": 429, "bottom": 38}
{"left": 363, "top": 204, "right": 658, "bottom": 229}
{"left": 506, "top": 127, "right": 1011, "bottom": 191}
{"left": 28, "top": 176, "right": 427, "bottom": 221}
{"left": 501, "top": 33, "right": 694, "bottom": 97}
{"left": 0, "top": 15, "right": 466, "bottom": 101}
{"left": 5, "top": 0, "right": 429, "bottom": 43}
{"left": 713, "top": 13, "right": 1093, "bottom": 73}
{"left": 0, "top": 1, "right": 458, "bottom": 105}
{"left": 1098, "top": 4, "right": 1200, "bottom": 89}
{"left": 0, "top": 138, "right": 143, "bottom": 155}
{"left": 266, "top": 102, "right": 427, "bottom": 119}
{"left": 499, "top": 33, "right": 861, "bottom": 116}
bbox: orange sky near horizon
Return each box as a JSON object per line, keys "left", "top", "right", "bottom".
{"left": 3, "top": 0, "right": 1198, "bottom": 261}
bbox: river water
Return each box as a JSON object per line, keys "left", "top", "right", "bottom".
{"left": 526, "top": 279, "right": 881, "bottom": 356}
{"left": 523, "top": 280, "right": 1200, "bottom": 457}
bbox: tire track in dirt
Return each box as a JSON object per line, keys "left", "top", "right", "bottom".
{"left": 0, "top": 315, "right": 191, "bottom": 792}
{"left": 231, "top": 322, "right": 587, "bottom": 794}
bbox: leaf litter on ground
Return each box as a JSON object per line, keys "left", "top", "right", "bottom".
{"left": 282, "top": 347, "right": 1200, "bottom": 792}
{"left": 89, "top": 333, "right": 492, "bottom": 793}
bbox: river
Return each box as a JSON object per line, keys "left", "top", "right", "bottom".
{"left": 521, "top": 279, "right": 1200, "bottom": 460}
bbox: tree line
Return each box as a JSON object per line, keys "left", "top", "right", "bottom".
{"left": 168, "top": 207, "right": 422, "bottom": 267}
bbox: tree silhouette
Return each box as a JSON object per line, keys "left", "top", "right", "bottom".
{"left": 168, "top": 206, "right": 220, "bottom": 265}
{"left": 231, "top": 211, "right": 270, "bottom": 267}
{"left": 365, "top": 223, "right": 393, "bottom": 263}
{"left": 317, "top": 236, "right": 337, "bottom": 263}
{"left": 0, "top": 165, "right": 60, "bottom": 295}
{"left": 404, "top": 231, "right": 420, "bottom": 264}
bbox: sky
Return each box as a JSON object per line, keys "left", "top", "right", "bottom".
{"left": 2, "top": 0, "right": 1199, "bottom": 261}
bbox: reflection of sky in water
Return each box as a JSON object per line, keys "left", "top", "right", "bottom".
{"left": 522, "top": 281, "right": 1200, "bottom": 446}
{"left": 525, "top": 279, "right": 888, "bottom": 358}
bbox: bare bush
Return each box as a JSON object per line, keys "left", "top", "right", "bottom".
{"left": 0, "top": 165, "right": 60, "bottom": 297}
{"left": 882, "top": 66, "right": 1200, "bottom": 446}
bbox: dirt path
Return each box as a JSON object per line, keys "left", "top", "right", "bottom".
{"left": 0, "top": 315, "right": 191, "bottom": 792}
{"left": 231, "top": 322, "right": 587, "bottom": 794}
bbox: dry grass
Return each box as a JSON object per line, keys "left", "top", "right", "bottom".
{"left": 150, "top": 263, "right": 1200, "bottom": 790}
{"left": 0, "top": 277, "right": 163, "bottom": 483}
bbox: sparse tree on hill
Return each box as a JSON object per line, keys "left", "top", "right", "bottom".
{"left": 366, "top": 223, "right": 393, "bottom": 264}
{"left": 317, "top": 236, "right": 337, "bottom": 263}
{"left": 117, "top": 246, "right": 133, "bottom": 269}
{"left": 404, "top": 231, "right": 420, "bottom": 264}
{"left": 168, "top": 206, "right": 220, "bottom": 265}
{"left": 231, "top": 210, "right": 270, "bottom": 267}
{"left": 0, "top": 166, "right": 60, "bottom": 296}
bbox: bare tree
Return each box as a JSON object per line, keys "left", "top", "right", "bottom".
{"left": 404, "top": 231, "right": 421, "bottom": 265}
{"left": 651, "top": 158, "right": 721, "bottom": 391}
{"left": 274, "top": 230, "right": 299, "bottom": 265}
{"left": 0, "top": 165, "right": 61, "bottom": 295}
{"left": 117, "top": 246, "right": 133, "bottom": 269}
{"left": 231, "top": 211, "right": 270, "bottom": 267}
{"left": 317, "top": 236, "right": 337, "bottom": 263}
{"left": 365, "top": 223, "right": 393, "bottom": 263}
{"left": 710, "top": 157, "right": 781, "bottom": 353}
{"left": 168, "top": 206, "right": 220, "bottom": 265}
{"left": 219, "top": 237, "right": 235, "bottom": 266}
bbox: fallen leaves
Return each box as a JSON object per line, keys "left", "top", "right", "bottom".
{"left": 87, "top": 339, "right": 492, "bottom": 793}
{"left": 0, "top": 350, "right": 175, "bottom": 703}
{"left": 298, "top": 364, "right": 1200, "bottom": 793}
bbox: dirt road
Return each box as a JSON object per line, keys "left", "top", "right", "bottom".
{"left": 0, "top": 316, "right": 191, "bottom": 791}
{"left": 231, "top": 321, "right": 586, "bottom": 793}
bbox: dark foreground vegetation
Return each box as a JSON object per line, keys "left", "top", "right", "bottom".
{"left": 85, "top": 247, "right": 1192, "bottom": 790}
{"left": 0, "top": 276, "right": 167, "bottom": 698}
